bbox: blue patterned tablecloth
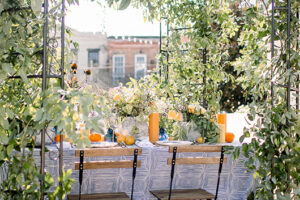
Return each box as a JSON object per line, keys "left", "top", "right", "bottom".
{"left": 29, "top": 144, "right": 255, "bottom": 200}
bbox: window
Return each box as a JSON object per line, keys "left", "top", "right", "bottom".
{"left": 88, "top": 49, "right": 100, "bottom": 67}
{"left": 135, "top": 54, "right": 147, "bottom": 80}
{"left": 113, "top": 55, "right": 125, "bottom": 86}
{"left": 113, "top": 55, "right": 125, "bottom": 78}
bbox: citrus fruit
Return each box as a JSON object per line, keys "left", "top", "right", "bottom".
{"left": 125, "top": 136, "right": 135, "bottom": 145}
{"left": 55, "top": 134, "right": 65, "bottom": 143}
{"left": 117, "top": 135, "right": 126, "bottom": 144}
{"left": 225, "top": 132, "right": 235, "bottom": 143}
{"left": 196, "top": 136, "right": 205, "bottom": 144}
{"left": 89, "top": 133, "right": 102, "bottom": 142}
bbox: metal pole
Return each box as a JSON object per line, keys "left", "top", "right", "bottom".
{"left": 297, "top": 9, "right": 299, "bottom": 110}
{"left": 59, "top": 0, "right": 65, "bottom": 195}
{"left": 41, "top": 0, "right": 48, "bottom": 199}
{"left": 271, "top": 0, "right": 275, "bottom": 108}
{"left": 159, "top": 21, "right": 162, "bottom": 78}
{"left": 166, "top": 22, "right": 169, "bottom": 81}
{"left": 203, "top": 48, "right": 207, "bottom": 108}
{"left": 286, "top": 0, "right": 291, "bottom": 111}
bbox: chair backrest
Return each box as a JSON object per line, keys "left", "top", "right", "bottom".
{"left": 74, "top": 148, "right": 142, "bottom": 170}
{"left": 167, "top": 145, "right": 226, "bottom": 200}
{"left": 74, "top": 147, "right": 142, "bottom": 200}
{"left": 168, "top": 145, "right": 227, "bottom": 165}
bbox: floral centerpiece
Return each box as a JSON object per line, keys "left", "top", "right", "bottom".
{"left": 158, "top": 100, "right": 219, "bottom": 143}
{"left": 106, "top": 78, "right": 156, "bottom": 137}
{"left": 184, "top": 103, "right": 219, "bottom": 143}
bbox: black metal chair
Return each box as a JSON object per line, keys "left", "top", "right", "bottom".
{"left": 67, "top": 147, "right": 141, "bottom": 200}
{"left": 150, "top": 145, "right": 226, "bottom": 200}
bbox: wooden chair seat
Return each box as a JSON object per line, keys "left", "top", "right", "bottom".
{"left": 67, "top": 192, "right": 130, "bottom": 200}
{"left": 150, "top": 188, "right": 215, "bottom": 200}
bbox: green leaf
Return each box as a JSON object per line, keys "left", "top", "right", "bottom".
{"left": 19, "top": 68, "right": 29, "bottom": 84}
{"left": 233, "top": 147, "right": 240, "bottom": 160}
{"left": 0, "top": 130, "right": 9, "bottom": 145}
{"left": 7, "top": 144, "right": 14, "bottom": 155}
{"left": 239, "top": 135, "right": 245, "bottom": 143}
{"left": 0, "top": 117, "right": 10, "bottom": 130}
{"left": 45, "top": 172, "right": 54, "bottom": 190}
{"left": 16, "top": 173, "right": 23, "bottom": 184}
{"left": 0, "top": 70, "right": 7, "bottom": 81}
{"left": 6, "top": 108, "right": 14, "bottom": 119}
{"left": 118, "top": 0, "right": 131, "bottom": 10}
{"left": 2, "top": 63, "right": 15, "bottom": 74}
{"left": 35, "top": 109, "right": 43, "bottom": 121}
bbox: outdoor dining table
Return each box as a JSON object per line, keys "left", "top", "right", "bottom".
{"left": 30, "top": 143, "right": 253, "bottom": 200}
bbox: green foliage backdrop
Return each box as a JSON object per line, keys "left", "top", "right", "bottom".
{"left": 0, "top": 0, "right": 300, "bottom": 199}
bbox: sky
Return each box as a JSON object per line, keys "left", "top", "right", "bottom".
{"left": 65, "top": 0, "right": 161, "bottom": 37}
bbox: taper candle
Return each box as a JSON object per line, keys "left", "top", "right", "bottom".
{"left": 217, "top": 113, "right": 227, "bottom": 132}
{"left": 149, "top": 113, "right": 159, "bottom": 143}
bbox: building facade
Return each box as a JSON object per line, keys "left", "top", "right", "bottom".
{"left": 107, "top": 36, "right": 160, "bottom": 86}
{"left": 71, "top": 29, "right": 160, "bottom": 88}
{"left": 70, "top": 29, "right": 108, "bottom": 87}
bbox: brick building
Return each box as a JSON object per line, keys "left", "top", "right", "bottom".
{"left": 107, "top": 36, "right": 160, "bottom": 86}
{"left": 70, "top": 29, "right": 160, "bottom": 88}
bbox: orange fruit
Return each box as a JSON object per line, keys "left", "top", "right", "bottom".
{"left": 55, "top": 134, "right": 65, "bottom": 143}
{"left": 89, "top": 133, "right": 102, "bottom": 142}
{"left": 225, "top": 132, "right": 235, "bottom": 143}
{"left": 125, "top": 136, "right": 135, "bottom": 145}
{"left": 117, "top": 135, "right": 126, "bottom": 144}
{"left": 196, "top": 136, "right": 205, "bottom": 144}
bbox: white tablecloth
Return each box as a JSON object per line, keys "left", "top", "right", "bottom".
{"left": 30, "top": 144, "right": 254, "bottom": 200}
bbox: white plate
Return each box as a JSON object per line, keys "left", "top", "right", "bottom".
{"left": 90, "top": 142, "right": 118, "bottom": 148}
{"left": 155, "top": 141, "right": 193, "bottom": 146}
